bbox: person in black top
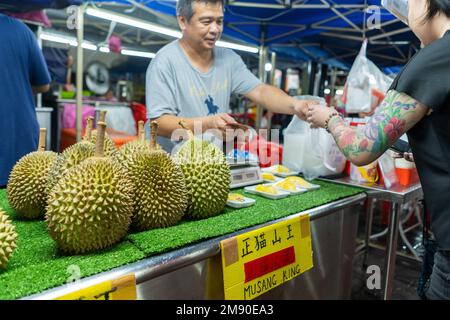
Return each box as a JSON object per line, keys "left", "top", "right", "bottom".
{"left": 305, "top": 0, "right": 450, "bottom": 300}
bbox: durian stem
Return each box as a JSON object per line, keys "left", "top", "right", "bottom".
{"left": 84, "top": 116, "right": 93, "bottom": 140}
{"left": 178, "top": 121, "right": 194, "bottom": 140}
{"left": 95, "top": 122, "right": 107, "bottom": 157}
{"left": 138, "top": 120, "right": 145, "bottom": 142}
{"left": 150, "top": 121, "right": 158, "bottom": 149}
{"left": 38, "top": 128, "right": 46, "bottom": 151}
{"left": 99, "top": 110, "right": 107, "bottom": 123}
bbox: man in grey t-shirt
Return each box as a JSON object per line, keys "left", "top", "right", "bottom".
{"left": 146, "top": 0, "right": 312, "bottom": 152}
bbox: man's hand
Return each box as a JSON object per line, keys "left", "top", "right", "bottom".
{"left": 292, "top": 99, "right": 318, "bottom": 121}
{"left": 204, "top": 113, "right": 237, "bottom": 131}
{"left": 204, "top": 113, "right": 238, "bottom": 141}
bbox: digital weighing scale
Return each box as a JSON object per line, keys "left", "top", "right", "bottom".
{"left": 227, "top": 150, "right": 263, "bottom": 189}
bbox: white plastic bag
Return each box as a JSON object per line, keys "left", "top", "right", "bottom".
{"left": 378, "top": 152, "right": 399, "bottom": 189}
{"left": 344, "top": 40, "right": 393, "bottom": 114}
{"left": 283, "top": 104, "right": 346, "bottom": 180}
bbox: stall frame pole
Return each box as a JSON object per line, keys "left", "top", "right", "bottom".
{"left": 256, "top": 44, "right": 267, "bottom": 131}
{"left": 267, "top": 51, "right": 277, "bottom": 133}
{"left": 76, "top": 5, "right": 86, "bottom": 142}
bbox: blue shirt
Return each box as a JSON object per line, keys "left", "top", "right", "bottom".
{"left": 0, "top": 14, "right": 51, "bottom": 185}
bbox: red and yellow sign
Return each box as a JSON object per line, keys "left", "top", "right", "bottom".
{"left": 220, "top": 215, "right": 313, "bottom": 300}
{"left": 55, "top": 274, "right": 137, "bottom": 300}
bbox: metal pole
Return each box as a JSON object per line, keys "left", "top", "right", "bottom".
{"left": 76, "top": 5, "right": 85, "bottom": 142}
{"left": 256, "top": 43, "right": 267, "bottom": 131}
{"left": 362, "top": 198, "right": 375, "bottom": 268}
{"left": 313, "top": 63, "right": 322, "bottom": 96}
{"left": 330, "top": 67, "right": 337, "bottom": 100}
{"left": 270, "top": 51, "right": 277, "bottom": 85}
{"left": 267, "top": 51, "right": 276, "bottom": 133}
{"left": 383, "top": 202, "right": 400, "bottom": 300}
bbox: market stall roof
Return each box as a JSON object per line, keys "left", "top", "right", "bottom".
{"left": 87, "top": 0, "right": 419, "bottom": 69}
{"left": 4, "top": 0, "right": 419, "bottom": 69}
{"left": 0, "top": 0, "right": 82, "bottom": 12}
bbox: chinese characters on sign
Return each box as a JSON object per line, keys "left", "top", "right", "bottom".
{"left": 221, "top": 215, "right": 313, "bottom": 300}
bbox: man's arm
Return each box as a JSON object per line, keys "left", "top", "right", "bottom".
{"left": 32, "top": 84, "right": 50, "bottom": 95}
{"left": 153, "top": 113, "right": 237, "bottom": 139}
{"left": 245, "top": 84, "right": 296, "bottom": 114}
{"left": 326, "top": 90, "right": 428, "bottom": 166}
{"left": 245, "top": 84, "right": 315, "bottom": 121}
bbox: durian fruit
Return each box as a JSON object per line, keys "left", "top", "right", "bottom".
{"left": 115, "top": 120, "right": 150, "bottom": 166}
{"left": 0, "top": 208, "right": 17, "bottom": 269}
{"left": 124, "top": 121, "right": 188, "bottom": 231}
{"left": 46, "top": 117, "right": 96, "bottom": 196}
{"left": 45, "top": 122, "right": 134, "bottom": 254}
{"left": 172, "top": 121, "right": 231, "bottom": 219}
{"left": 89, "top": 110, "right": 116, "bottom": 156}
{"left": 7, "top": 128, "right": 58, "bottom": 219}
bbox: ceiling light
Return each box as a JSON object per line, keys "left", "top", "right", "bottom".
{"left": 86, "top": 7, "right": 182, "bottom": 39}
{"left": 86, "top": 7, "right": 259, "bottom": 54}
{"left": 216, "top": 40, "right": 259, "bottom": 54}
{"left": 121, "top": 49, "right": 156, "bottom": 58}
{"left": 41, "top": 32, "right": 97, "bottom": 50}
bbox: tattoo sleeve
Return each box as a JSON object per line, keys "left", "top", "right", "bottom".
{"left": 327, "top": 90, "right": 427, "bottom": 166}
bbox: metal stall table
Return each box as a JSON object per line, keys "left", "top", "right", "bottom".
{"left": 320, "top": 177, "right": 423, "bottom": 300}
{"left": 24, "top": 193, "right": 366, "bottom": 300}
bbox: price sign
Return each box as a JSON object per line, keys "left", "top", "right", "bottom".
{"left": 220, "top": 215, "right": 313, "bottom": 300}
{"left": 55, "top": 274, "right": 136, "bottom": 300}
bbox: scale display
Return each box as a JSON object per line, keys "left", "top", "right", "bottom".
{"left": 227, "top": 149, "right": 263, "bottom": 188}
{"left": 230, "top": 166, "right": 263, "bottom": 189}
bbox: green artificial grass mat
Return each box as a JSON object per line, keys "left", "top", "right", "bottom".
{"left": 0, "top": 193, "right": 145, "bottom": 300}
{"left": 0, "top": 180, "right": 363, "bottom": 300}
{"left": 126, "top": 180, "right": 364, "bottom": 255}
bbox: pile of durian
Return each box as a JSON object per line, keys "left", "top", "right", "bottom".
{"left": 3, "top": 115, "right": 230, "bottom": 265}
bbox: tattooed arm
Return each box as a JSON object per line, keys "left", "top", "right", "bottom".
{"left": 307, "top": 90, "right": 429, "bottom": 166}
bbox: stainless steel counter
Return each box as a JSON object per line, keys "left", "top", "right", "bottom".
{"left": 321, "top": 176, "right": 423, "bottom": 204}
{"left": 25, "top": 193, "right": 366, "bottom": 300}
{"left": 320, "top": 177, "right": 423, "bottom": 300}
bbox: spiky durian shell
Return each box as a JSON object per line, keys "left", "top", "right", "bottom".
{"left": 45, "top": 157, "right": 134, "bottom": 254}
{"left": 173, "top": 138, "right": 230, "bottom": 219}
{"left": 115, "top": 140, "right": 150, "bottom": 168}
{"left": 124, "top": 149, "right": 188, "bottom": 231}
{"left": 7, "top": 151, "right": 58, "bottom": 219}
{"left": 89, "top": 130, "right": 117, "bottom": 156}
{"left": 0, "top": 209, "right": 17, "bottom": 269}
{"left": 46, "top": 141, "right": 96, "bottom": 197}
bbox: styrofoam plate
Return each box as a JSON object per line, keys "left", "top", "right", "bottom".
{"left": 262, "top": 176, "right": 284, "bottom": 183}
{"left": 299, "top": 183, "right": 321, "bottom": 191}
{"left": 244, "top": 185, "right": 290, "bottom": 200}
{"left": 273, "top": 184, "right": 308, "bottom": 195}
{"left": 226, "top": 195, "right": 256, "bottom": 208}
{"left": 261, "top": 167, "right": 300, "bottom": 178}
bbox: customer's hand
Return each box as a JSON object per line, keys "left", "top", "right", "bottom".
{"left": 306, "top": 105, "right": 336, "bottom": 129}
{"left": 292, "top": 99, "right": 317, "bottom": 121}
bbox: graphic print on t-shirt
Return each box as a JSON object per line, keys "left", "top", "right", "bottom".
{"left": 205, "top": 95, "right": 219, "bottom": 115}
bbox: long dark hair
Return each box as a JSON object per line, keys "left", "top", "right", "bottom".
{"left": 425, "top": 0, "right": 450, "bottom": 20}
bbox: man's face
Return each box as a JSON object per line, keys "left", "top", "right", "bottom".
{"left": 178, "top": 1, "right": 224, "bottom": 51}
